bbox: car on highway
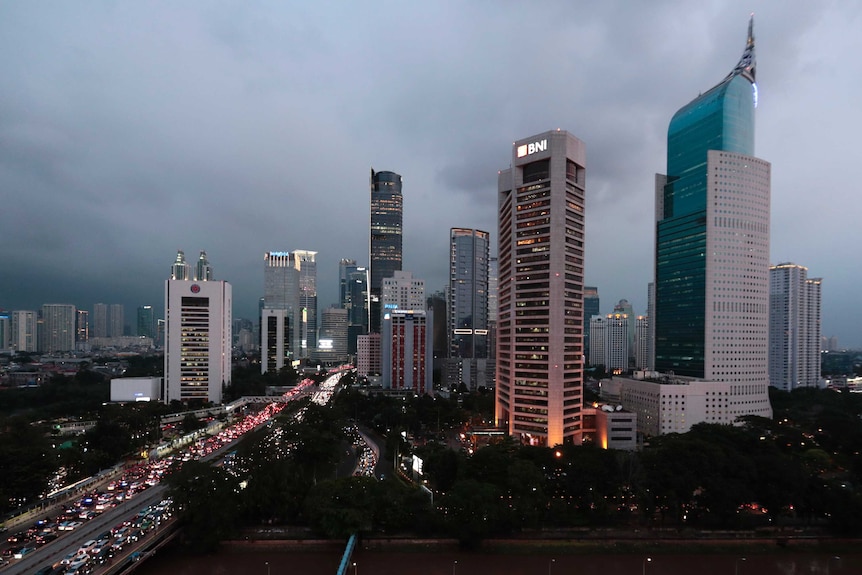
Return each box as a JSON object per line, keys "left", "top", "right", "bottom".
{"left": 6, "top": 530, "right": 28, "bottom": 543}
{"left": 13, "top": 546, "right": 36, "bottom": 559}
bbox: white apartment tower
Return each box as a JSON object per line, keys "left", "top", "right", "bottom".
{"left": 11, "top": 310, "right": 37, "bottom": 352}
{"left": 604, "top": 313, "right": 630, "bottom": 373}
{"left": 588, "top": 316, "right": 607, "bottom": 368}
{"left": 589, "top": 314, "right": 629, "bottom": 373}
{"left": 769, "top": 263, "right": 822, "bottom": 391}
{"left": 165, "top": 250, "right": 232, "bottom": 404}
{"left": 496, "top": 130, "right": 586, "bottom": 447}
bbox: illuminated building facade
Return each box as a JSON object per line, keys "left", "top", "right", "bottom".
{"left": 495, "top": 130, "right": 586, "bottom": 446}
{"left": 382, "top": 309, "right": 433, "bottom": 395}
{"left": 369, "top": 169, "right": 403, "bottom": 333}
{"left": 165, "top": 250, "right": 231, "bottom": 403}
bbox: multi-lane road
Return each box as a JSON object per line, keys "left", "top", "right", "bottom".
{"left": 2, "top": 369, "right": 351, "bottom": 575}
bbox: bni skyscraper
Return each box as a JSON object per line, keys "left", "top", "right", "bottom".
{"left": 653, "top": 18, "right": 771, "bottom": 418}
{"left": 369, "top": 169, "right": 403, "bottom": 333}
{"left": 496, "top": 130, "right": 586, "bottom": 447}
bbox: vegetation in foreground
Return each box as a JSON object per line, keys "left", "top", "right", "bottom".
{"left": 163, "top": 385, "right": 862, "bottom": 551}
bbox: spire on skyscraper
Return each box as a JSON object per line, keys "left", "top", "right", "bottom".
{"left": 723, "top": 14, "right": 755, "bottom": 84}
{"left": 171, "top": 250, "right": 190, "bottom": 280}
{"left": 196, "top": 250, "right": 213, "bottom": 281}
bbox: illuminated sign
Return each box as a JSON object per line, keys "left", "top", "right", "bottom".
{"left": 517, "top": 139, "right": 547, "bottom": 158}
{"left": 190, "top": 284, "right": 201, "bottom": 293}
{"left": 384, "top": 303, "right": 399, "bottom": 309}
{"left": 318, "top": 339, "right": 333, "bottom": 350}
{"left": 752, "top": 82, "right": 758, "bottom": 108}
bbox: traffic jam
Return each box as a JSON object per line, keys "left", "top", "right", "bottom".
{"left": 2, "top": 377, "right": 322, "bottom": 574}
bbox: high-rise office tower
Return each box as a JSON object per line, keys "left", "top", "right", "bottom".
{"left": 137, "top": 305, "right": 155, "bottom": 339}
{"left": 292, "top": 250, "right": 318, "bottom": 355}
{"left": 369, "top": 169, "right": 403, "bottom": 333}
{"left": 583, "top": 286, "right": 600, "bottom": 362}
{"left": 447, "top": 228, "right": 490, "bottom": 390}
{"left": 382, "top": 309, "right": 433, "bottom": 395}
{"left": 769, "top": 263, "right": 822, "bottom": 391}
{"left": 165, "top": 250, "right": 231, "bottom": 403}
{"left": 262, "top": 251, "right": 300, "bottom": 371}
{"left": 427, "top": 290, "right": 448, "bottom": 360}
{"left": 261, "top": 308, "right": 291, "bottom": 374}
{"left": 76, "top": 310, "right": 89, "bottom": 344}
{"left": 39, "top": 304, "right": 77, "bottom": 353}
{"left": 340, "top": 259, "right": 369, "bottom": 355}
{"left": 357, "top": 333, "right": 381, "bottom": 377}
{"left": 11, "top": 310, "right": 37, "bottom": 352}
{"left": 448, "top": 228, "right": 490, "bottom": 359}
{"left": 654, "top": 18, "right": 772, "bottom": 419}
{"left": 317, "top": 306, "right": 349, "bottom": 363}
{"left": 339, "top": 258, "right": 358, "bottom": 309}
{"left": 496, "top": 130, "right": 586, "bottom": 447}
{"left": 109, "top": 303, "right": 124, "bottom": 338}
{"left": 93, "top": 303, "right": 109, "bottom": 338}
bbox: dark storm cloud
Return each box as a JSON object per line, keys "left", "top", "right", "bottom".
{"left": 1, "top": 1, "right": 860, "bottom": 347}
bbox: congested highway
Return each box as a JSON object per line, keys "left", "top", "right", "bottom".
{"left": 0, "top": 375, "right": 327, "bottom": 575}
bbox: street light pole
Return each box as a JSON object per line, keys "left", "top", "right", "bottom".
{"left": 549, "top": 558, "right": 555, "bottom": 575}
{"left": 352, "top": 561, "right": 358, "bottom": 575}
{"left": 643, "top": 556, "right": 652, "bottom": 575}
{"left": 265, "top": 561, "right": 270, "bottom": 575}
{"left": 735, "top": 557, "right": 746, "bottom": 575}
{"left": 453, "top": 559, "right": 458, "bottom": 575}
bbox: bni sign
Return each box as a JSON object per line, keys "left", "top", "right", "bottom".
{"left": 517, "top": 139, "right": 547, "bottom": 158}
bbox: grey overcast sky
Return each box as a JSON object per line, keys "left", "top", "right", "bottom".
{"left": 1, "top": 1, "right": 860, "bottom": 348}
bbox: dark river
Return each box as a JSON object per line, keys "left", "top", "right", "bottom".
{"left": 136, "top": 544, "right": 858, "bottom": 575}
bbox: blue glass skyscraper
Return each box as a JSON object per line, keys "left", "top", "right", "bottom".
{"left": 653, "top": 18, "right": 772, "bottom": 421}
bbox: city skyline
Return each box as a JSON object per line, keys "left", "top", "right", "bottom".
{"left": 1, "top": 3, "right": 861, "bottom": 347}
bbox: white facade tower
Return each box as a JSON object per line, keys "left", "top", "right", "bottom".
{"left": 165, "top": 251, "right": 232, "bottom": 404}
{"left": 769, "top": 263, "right": 822, "bottom": 391}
